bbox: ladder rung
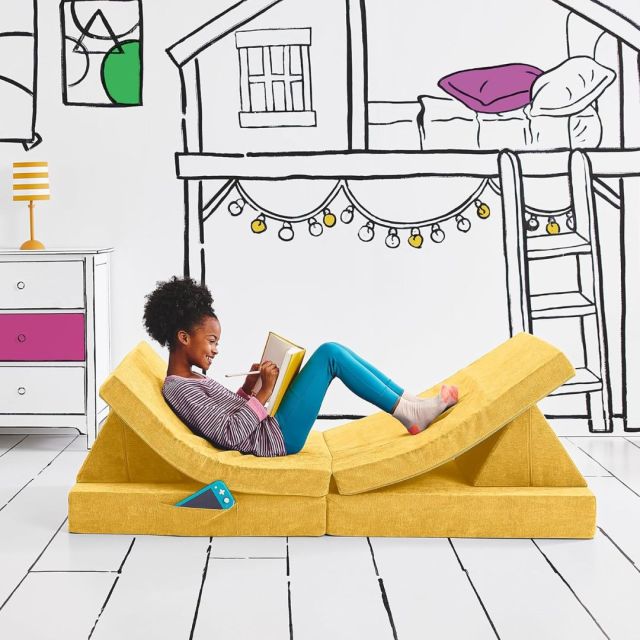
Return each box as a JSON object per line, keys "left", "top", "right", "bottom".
{"left": 527, "top": 233, "right": 591, "bottom": 259}
{"left": 531, "top": 292, "right": 596, "bottom": 319}
{"left": 549, "top": 367, "right": 602, "bottom": 396}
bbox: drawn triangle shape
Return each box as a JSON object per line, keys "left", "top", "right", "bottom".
{"left": 73, "top": 9, "right": 125, "bottom": 54}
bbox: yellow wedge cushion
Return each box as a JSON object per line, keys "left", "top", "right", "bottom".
{"left": 99, "top": 342, "right": 332, "bottom": 498}
{"left": 323, "top": 332, "right": 575, "bottom": 495}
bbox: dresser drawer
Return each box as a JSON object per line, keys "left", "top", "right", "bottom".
{"left": 0, "top": 366, "right": 85, "bottom": 414}
{"left": 0, "top": 313, "right": 85, "bottom": 361}
{"left": 0, "top": 261, "right": 84, "bottom": 309}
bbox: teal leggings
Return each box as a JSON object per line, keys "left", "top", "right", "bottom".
{"left": 273, "top": 342, "right": 404, "bottom": 454}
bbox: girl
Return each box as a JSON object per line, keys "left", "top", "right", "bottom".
{"left": 143, "top": 276, "right": 458, "bottom": 457}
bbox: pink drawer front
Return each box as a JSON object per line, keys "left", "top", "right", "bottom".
{"left": 0, "top": 313, "right": 85, "bottom": 361}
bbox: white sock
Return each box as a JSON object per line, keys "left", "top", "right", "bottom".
{"left": 393, "top": 386, "right": 457, "bottom": 433}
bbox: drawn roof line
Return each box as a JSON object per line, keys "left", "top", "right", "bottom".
{"left": 556, "top": 0, "right": 640, "bottom": 50}
{"left": 166, "top": 0, "right": 285, "bottom": 68}
{"left": 166, "top": 0, "right": 640, "bottom": 69}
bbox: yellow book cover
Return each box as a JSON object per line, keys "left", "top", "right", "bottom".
{"left": 250, "top": 332, "right": 306, "bottom": 416}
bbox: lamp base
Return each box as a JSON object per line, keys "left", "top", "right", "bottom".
{"left": 20, "top": 239, "right": 45, "bottom": 250}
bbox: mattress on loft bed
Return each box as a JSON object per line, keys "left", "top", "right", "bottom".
{"left": 417, "top": 94, "right": 602, "bottom": 151}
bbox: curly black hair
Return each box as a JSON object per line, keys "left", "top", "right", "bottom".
{"left": 143, "top": 276, "right": 217, "bottom": 350}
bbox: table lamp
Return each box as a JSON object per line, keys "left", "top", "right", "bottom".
{"left": 13, "top": 161, "right": 49, "bottom": 250}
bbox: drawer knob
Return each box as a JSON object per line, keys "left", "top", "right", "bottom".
{"left": 17, "top": 387, "right": 26, "bottom": 396}
{"left": 16, "top": 281, "right": 26, "bottom": 290}
{"left": 17, "top": 334, "right": 27, "bottom": 343}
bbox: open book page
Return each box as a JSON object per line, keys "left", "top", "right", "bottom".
{"left": 250, "top": 332, "right": 305, "bottom": 415}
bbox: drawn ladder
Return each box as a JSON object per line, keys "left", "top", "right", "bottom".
{"left": 501, "top": 150, "right": 612, "bottom": 433}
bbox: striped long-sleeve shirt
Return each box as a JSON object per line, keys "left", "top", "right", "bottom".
{"left": 162, "top": 375, "right": 287, "bottom": 457}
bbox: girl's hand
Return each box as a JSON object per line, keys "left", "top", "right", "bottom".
{"left": 241, "top": 363, "right": 261, "bottom": 394}
{"left": 259, "top": 360, "right": 280, "bottom": 392}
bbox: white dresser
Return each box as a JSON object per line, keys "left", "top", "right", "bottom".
{"left": 0, "top": 249, "right": 113, "bottom": 447}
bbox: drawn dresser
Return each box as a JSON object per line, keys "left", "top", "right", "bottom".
{"left": 0, "top": 249, "right": 113, "bottom": 448}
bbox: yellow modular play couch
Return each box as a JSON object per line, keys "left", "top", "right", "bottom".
{"left": 68, "top": 333, "right": 596, "bottom": 538}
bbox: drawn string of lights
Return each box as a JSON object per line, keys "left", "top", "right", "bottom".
{"left": 224, "top": 179, "right": 493, "bottom": 248}
{"left": 487, "top": 179, "right": 574, "bottom": 235}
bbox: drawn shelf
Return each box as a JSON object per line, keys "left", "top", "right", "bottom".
{"left": 527, "top": 233, "right": 592, "bottom": 259}
{"left": 175, "top": 149, "right": 640, "bottom": 181}
{"left": 548, "top": 367, "right": 602, "bottom": 397}
{"left": 530, "top": 292, "right": 595, "bottom": 319}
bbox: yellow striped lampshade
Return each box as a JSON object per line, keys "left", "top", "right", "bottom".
{"left": 13, "top": 161, "right": 50, "bottom": 202}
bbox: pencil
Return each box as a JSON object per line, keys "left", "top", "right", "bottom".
{"left": 224, "top": 371, "right": 261, "bottom": 378}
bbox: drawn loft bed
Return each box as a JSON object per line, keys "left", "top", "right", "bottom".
{"left": 166, "top": 0, "right": 640, "bottom": 434}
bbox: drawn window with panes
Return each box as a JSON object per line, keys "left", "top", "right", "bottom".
{"left": 236, "top": 28, "right": 316, "bottom": 128}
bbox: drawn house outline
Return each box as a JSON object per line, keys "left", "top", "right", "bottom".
{"left": 166, "top": 0, "right": 640, "bottom": 435}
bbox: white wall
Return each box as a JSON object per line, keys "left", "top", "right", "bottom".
{"left": 366, "top": 0, "right": 569, "bottom": 100}
{"left": 0, "top": 0, "right": 634, "bottom": 421}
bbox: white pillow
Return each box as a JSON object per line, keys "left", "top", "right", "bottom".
{"left": 529, "top": 56, "right": 615, "bottom": 117}
{"left": 570, "top": 106, "right": 602, "bottom": 148}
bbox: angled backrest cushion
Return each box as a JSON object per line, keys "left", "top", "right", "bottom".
{"left": 323, "top": 332, "right": 575, "bottom": 495}
{"left": 99, "top": 342, "right": 331, "bottom": 497}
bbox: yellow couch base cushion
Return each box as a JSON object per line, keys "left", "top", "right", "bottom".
{"left": 68, "top": 483, "right": 326, "bottom": 536}
{"left": 324, "top": 332, "right": 575, "bottom": 496}
{"left": 326, "top": 461, "right": 596, "bottom": 538}
{"left": 98, "top": 344, "right": 332, "bottom": 497}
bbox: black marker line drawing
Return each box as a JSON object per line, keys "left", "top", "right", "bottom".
{"left": 0, "top": 0, "right": 41, "bottom": 150}
{"left": 166, "top": 0, "right": 640, "bottom": 435}
{"left": 236, "top": 28, "right": 315, "bottom": 128}
{"left": 60, "top": 0, "right": 143, "bottom": 107}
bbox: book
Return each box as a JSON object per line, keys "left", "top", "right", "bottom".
{"left": 249, "top": 331, "right": 306, "bottom": 416}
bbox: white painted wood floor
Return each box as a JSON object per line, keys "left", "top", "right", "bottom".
{"left": 0, "top": 433, "right": 639, "bottom": 640}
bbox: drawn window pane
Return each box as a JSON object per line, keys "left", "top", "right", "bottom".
{"left": 247, "top": 47, "right": 263, "bottom": 75}
{"left": 272, "top": 81, "right": 286, "bottom": 111}
{"left": 270, "top": 46, "right": 284, "bottom": 74}
{"left": 236, "top": 27, "right": 314, "bottom": 127}
{"left": 291, "top": 80, "right": 304, "bottom": 111}
{"left": 249, "top": 82, "right": 267, "bottom": 111}
{"left": 289, "top": 45, "right": 302, "bottom": 75}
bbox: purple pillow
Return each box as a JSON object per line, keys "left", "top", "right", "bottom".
{"left": 438, "top": 63, "right": 544, "bottom": 113}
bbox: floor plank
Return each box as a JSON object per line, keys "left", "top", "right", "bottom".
{"left": 32, "top": 527, "right": 133, "bottom": 572}
{"left": 536, "top": 529, "right": 640, "bottom": 639}
{"left": 0, "top": 572, "right": 114, "bottom": 640}
{"left": 585, "top": 476, "right": 640, "bottom": 568}
{"left": 193, "top": 558, "right": 289, "bottom": 640}
{"left": 90, "top": 535, "right": 210, "bottom": 640}
{"left": 568, "top": 437, "right": 640, "bottom": 496}
{"left": 625, "top": 437, "right": 640, "bottom": 449}
{"left": 209, "top": 536, "right": 286, "bottom": 558}
{"left": 0, "top": 448, "right": 86, "bottom": 608}
{"left": 0, "top": 435, "right": 25, "bottom": 457}
{"left": 451, "top": 538, "right": 606, "bottom": 639}
{"left": 288, "top": 536, "right": 394, "bottom": 640}
{"left": 65, "top": 436, "right": 91, "bottom": 451}
{"left": 0, "top": 435, "right": 74, "bottom": 509}
{"left": 370, "top": 537, "right": 496, "bottom": 639}
{"left": 559, "top": 437, "right": 611, "bottom": 477}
